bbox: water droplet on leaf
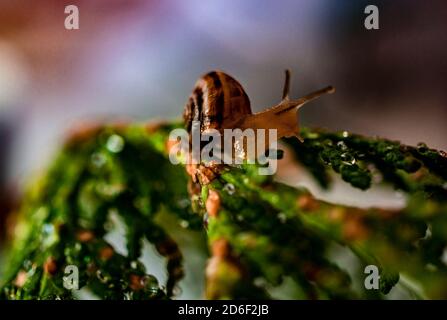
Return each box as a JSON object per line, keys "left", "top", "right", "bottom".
{"left": 203, "top": 212, "right": 209, "bottom": 228}
{"left": 337, "top": 141, "right": 348, "bottom": 151}
{"left": 142, "top": 275, "right": 159, "bottom": 296}
{"left": 41, "top": 223, "right": 58, "bottom": 248}
{"left": 277, "top": 213, "right": 287, "bottom": 223}
{"left": 91, "top": 152, "right": 106, "bottom": 168}
{"left": 441, "top": 247, "right": 447, "bottom": 266}
{"left": 341, "top": 153, "right": 356, "bottom": 165}
{"left": 106, "top": 134, "right": 125, "bottom": 153}
{"left": 96, "top": 270, "right": 109, "bottom": 283}
{"left": 179, "top": 220, "right": 189, "bottom": 228}
{"left": 223, "top": 183, "right": 236, "bottom": 195}
{"left": 23, "top": 259, "right": 33, "bottom": 270}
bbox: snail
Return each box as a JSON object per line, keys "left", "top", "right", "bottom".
{"left": 183, "top": 70, "right": 334, "bottom": 140}
{"left": 182, "top": 70, "right": 334, "bottom": 184}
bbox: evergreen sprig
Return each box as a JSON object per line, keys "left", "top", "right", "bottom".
{"left": 1, "top": 122, "right": 446, "bottom": 299}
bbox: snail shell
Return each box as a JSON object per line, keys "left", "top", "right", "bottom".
{"left": 183, "top": 71, "right": 251, "bottom": 133}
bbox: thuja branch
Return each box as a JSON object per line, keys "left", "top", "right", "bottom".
{"left": 0, "top": 122, "right": 201, "bottom": 299}
{"left": 189, "top": 129, "right": 447, "bottom": 299}
{"left": 1, "top": 122, "right": 446, "bottom": 299}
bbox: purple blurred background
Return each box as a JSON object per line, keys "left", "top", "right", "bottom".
{"left": 0, "top": 0, "right": 446, "bottom": 234}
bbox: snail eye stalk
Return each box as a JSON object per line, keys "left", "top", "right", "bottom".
{"left": 282, "top": 69, "right": 291, "bottom": 101}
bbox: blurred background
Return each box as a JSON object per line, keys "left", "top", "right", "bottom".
{"left": 0, "top": 0, "right": 446, "bottom": 297}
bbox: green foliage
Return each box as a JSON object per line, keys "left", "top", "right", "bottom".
{"left": 1, "top": 123, "right": 447, "bottom": 299}
{"left": 0, "top": 123, "right": 201, "bottom": 299}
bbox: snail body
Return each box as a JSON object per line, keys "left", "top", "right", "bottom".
{"left": 182, "top": 70, "right": 334, "bottom": 184}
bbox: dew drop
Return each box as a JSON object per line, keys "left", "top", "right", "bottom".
{"left": 91, "top": 152, "right": 106, "bottom": 168}
{"left": 23, "top": 259, "right": 33, "bottom": 270}
{"left": 41, "top": 223, "right": 58, "bottom": 248}
{"left": 422, "top": 224, "right": 432, "bottom": 240}
{"left": 23, "top": 260, "right": 37, "bottom": 277}
{"left": 42, "top": 223, "right": 55, "bottom": 236}
{"left": 142, "top": 275, "right": 159, "bottom": 296}
{"left": 106, "top": 134, "right": 125, "bottom": 153}
{"left": 223, "top": 183, "right": 236, "bottom": 195}
{"left": 96, "top": 270, "right": 109, "bottom": 283}
{"left": 124, "top": 292, "right": 133, "bottom": 300}
{"left": 385, "top": 145, "right": 394, "bottom": 152}
{"left": 74, "top": 242, "right": 82, "bottom": 251}
{"left": 27, "top": 265, "right": 37, "bottom": 277}
{"left": 341, "top": 153, "right": 356, "bottom": 165}
{"left": 254, "top": 277, "right": 266, "bottom": 287}
{"left": 277, "top": 212, "right": 287, "bottom": 223}
{"left": 203, "top": 212, "right": 209, "bottom": 228}
{"left": 179, "top": 220, "right": 189, "bottom": 228}
{"left": 337, "top": 141, "right": 347, "bottom": 151}
{"left": 441, "top": 247, "right": 447, "bottom": 266}
{"left": 120, "top": 279, "right": 128, "bottom": 290}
